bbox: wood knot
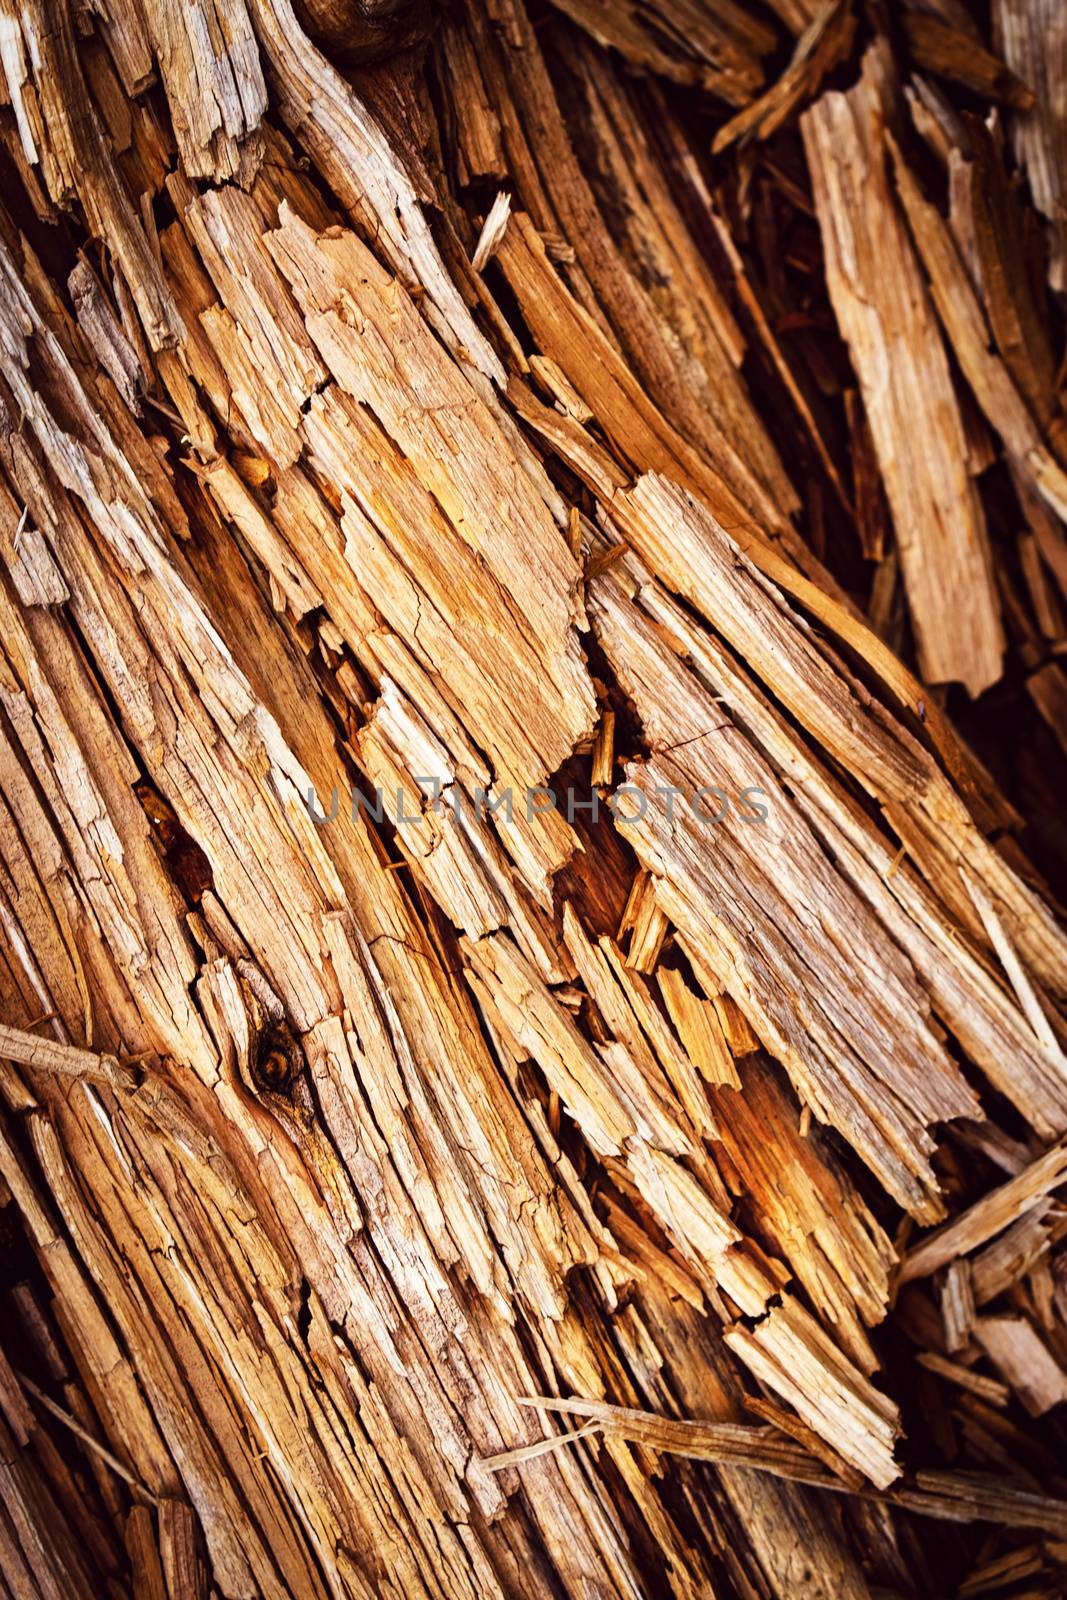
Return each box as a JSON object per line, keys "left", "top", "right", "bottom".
{"left": 251, "top": 1024, "right": 302, "bottom": 1096}
{"left": 233, "top": 962, "right": 306, "bottom": 1101}
{"left": 292, "top": 0, "right": 436, "bottom": 65}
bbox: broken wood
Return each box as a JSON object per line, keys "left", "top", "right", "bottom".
{"left": 0, "top": 2, "right": 1067, "bottom": 1596}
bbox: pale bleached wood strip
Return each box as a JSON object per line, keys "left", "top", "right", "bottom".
{"left": 900, "top": 1140, "right": 1067, "bottom": 1281}
{"left": 802, "top": 42, "right": 1004, "bottom": 695}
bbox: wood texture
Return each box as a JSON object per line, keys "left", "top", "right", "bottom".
{"left": 0, "top": 2, "right": 1066, "bottom": 1597}
{"left": 802, "top": 41, "right": 1005, "bottom": 696}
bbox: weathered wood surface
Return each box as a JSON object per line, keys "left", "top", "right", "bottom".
{"left": 1, "top": 2, "right": 1067, "bottom": 1597}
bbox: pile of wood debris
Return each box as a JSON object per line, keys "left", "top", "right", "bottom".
{"left": 0, "top": 0, "right": 1066, "bottom": 1594}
